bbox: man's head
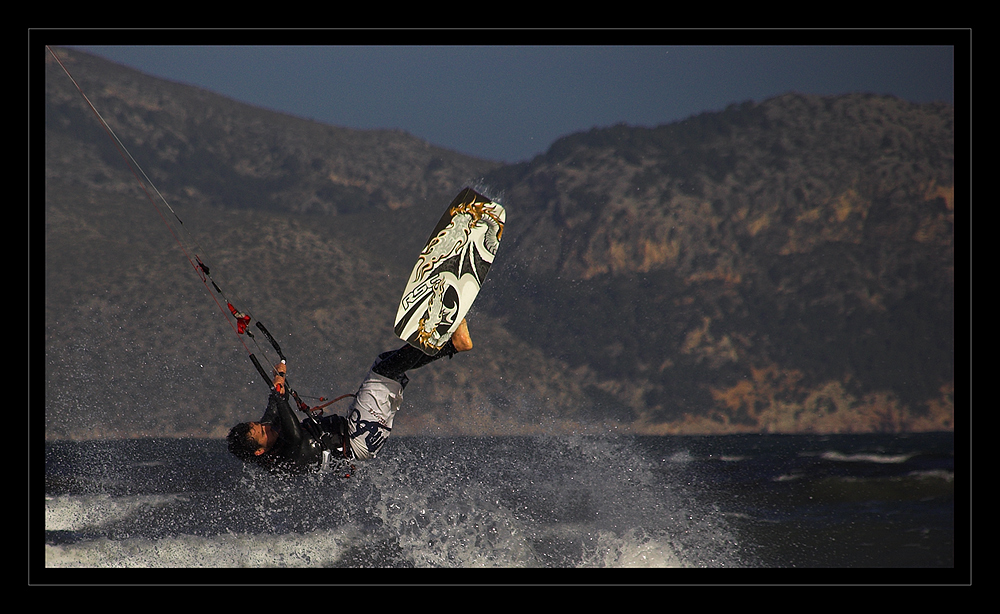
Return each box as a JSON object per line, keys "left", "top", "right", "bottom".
{"left": 227, "top": 422, "right": 277, "bottom": 462}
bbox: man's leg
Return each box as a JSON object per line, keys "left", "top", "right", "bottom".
{"left": 372, "top": 342, "right": 452, "bottom": 385}
{"left": 373, "top": 319, "right": 474, "bottom": 386}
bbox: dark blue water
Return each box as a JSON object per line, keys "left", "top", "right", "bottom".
{"left": 38, "top": 432, "right": 958, "bottom": 574}
{"left": 638, "top": 433, "right": 958, "bottom": 569}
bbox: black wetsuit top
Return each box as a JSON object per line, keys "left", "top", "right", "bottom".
{"left": 253, "top": 391, "right": 348, "bottom": 474}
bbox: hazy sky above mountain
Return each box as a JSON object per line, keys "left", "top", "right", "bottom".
{"left": 70, "top": 39, "right": 957, "bottom": 164}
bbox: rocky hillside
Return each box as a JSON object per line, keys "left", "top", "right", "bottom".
{"left": 480, "top": 92, "right": 955, "bottom": 434}
{"left": 41, "top": 47, "right": 955, "bottom": 439}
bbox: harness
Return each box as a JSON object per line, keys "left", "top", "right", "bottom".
{"left": 289, "top": 389, "right": 358, "bottom": 477}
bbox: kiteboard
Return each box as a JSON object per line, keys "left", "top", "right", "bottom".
{"left": 394, "top": 187, "right": 506, "bottom": 355}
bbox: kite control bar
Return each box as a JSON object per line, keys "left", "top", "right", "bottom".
{"left": 256, "top": 321, "right": 286, "bottom": 362}
{"left": 247, "top": 321, "right": 348, "bottom": 417}
{"left": 249, "top": 354, "right": 274, "bottom": 390}
{"left": 249, "top": 320, "right": 288, "bottom": 392}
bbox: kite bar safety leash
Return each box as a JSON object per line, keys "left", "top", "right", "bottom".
{"left": 251, "top": 319, "right": 356, "bottom": 417}
{"left": 46, "top": 45, "right": 303, "bottom": 389}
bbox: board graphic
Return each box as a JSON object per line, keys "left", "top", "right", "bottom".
{"left": 394, "top": 187, "right": 506, "bottom": 355}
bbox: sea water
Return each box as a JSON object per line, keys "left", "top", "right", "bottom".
{"left": 37, "top": 432, "right": 957, "bottom": 577}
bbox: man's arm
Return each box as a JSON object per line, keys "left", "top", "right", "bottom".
{"left": 270, "top": 391, "right": 304, "bottom": 447}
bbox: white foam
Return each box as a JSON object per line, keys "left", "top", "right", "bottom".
{"left": 44, "top": 529, "right": 353, "bottom": 568}
{"left": 45, "top": 494, "right": 188, "bottom": 531}
{"left": 578, "top": 529, "right": 686, "bottom": 568}
{"left": 820, "top": 451, "right": 913, "bottom": 464}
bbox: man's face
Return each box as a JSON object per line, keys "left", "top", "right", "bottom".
{"left": 247, "top": 422, "right": 277, "bottom": 455}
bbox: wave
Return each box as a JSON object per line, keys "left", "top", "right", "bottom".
{"left": 42, "top": 433, "right": 953, "bottom": 569}
{"left": 43, "top": 435, "right": 746, "bottom": 569}
{"left": 43, "top": 495, "right": 695, "bottom": 568}
{"left": 45, "top": 494, "right": 191, "bottom": 532}
{"left": 45, "top": 528, "right": 356, "bottom": 568}
{"left": 818, "top": 451, "right": 914, "bottom": 464}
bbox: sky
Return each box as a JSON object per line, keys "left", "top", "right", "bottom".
{"left": 68, "top": 41, "right": 958, "bottom": 164}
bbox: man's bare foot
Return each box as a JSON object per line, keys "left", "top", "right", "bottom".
{"left": 451, "top": 319, "right": 473, "bottom": 352}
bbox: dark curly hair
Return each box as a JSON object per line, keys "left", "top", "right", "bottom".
{"left": 227, "top": 422, "right": 260, "bottom": 462}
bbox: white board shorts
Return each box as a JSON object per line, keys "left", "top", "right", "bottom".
{"left": 344, "top": 368, "right": 404, "bottom": 460}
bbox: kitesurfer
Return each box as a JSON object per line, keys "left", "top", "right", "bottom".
{"left": 227, "top": 320, "right": 474, "bottom": 474}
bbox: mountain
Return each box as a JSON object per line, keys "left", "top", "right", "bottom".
{"left": 480, "top": 93, "right": 956, "bottom": 434}
{"left": 41, "top": 47, "right": 955, "bottom": 439}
